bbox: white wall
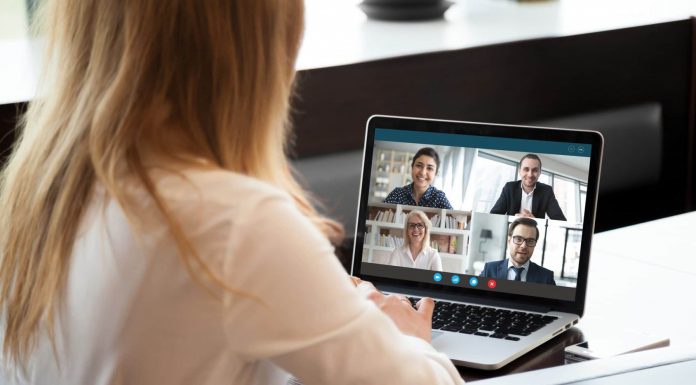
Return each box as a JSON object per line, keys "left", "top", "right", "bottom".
{"left": 466, "top": 212, "right": 509, "bottom": 275}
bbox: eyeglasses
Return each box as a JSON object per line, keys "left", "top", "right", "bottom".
{"left": 407, "top": 223, "right": 425, "bottom": 231}
{"left": 511, "top": 235, "right": 537, "bottom": 247}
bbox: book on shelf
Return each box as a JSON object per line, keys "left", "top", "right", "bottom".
{"left": 430, "top": 214, "right": 441, "bottom": 227}
{"left": 430, "top": 214, "right": 468, "bottom": 229}
{"left": 443, "top": 214, "right": 468, "bottom": 230}
{"left": 394, "top": 211, "right": 401, "bottom": 224}
{"left": 377, "top": 234, "right": 403, "bottom": 248}
{"left": 373, "top": 209, "right": 397, "bottom": 223}
{"left": 370, "top": 207, "right": 468, "bottom": 228}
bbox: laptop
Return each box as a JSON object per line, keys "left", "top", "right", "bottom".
{"left": 350, "top": 115, "right": 603, "bottom": 370}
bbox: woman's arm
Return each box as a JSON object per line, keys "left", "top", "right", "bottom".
{"left": 222, "top": 194, "right": 462, "bottom": 385}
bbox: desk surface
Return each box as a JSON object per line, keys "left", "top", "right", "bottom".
{"left": 459, "top": 210, "right": 696, "bottom": 381}
{"left": 475, "top": 344, "right": 696, "bottom": 384}
{"left": 583, "top": 210, "right": 696, "bottom": 346}
{"left": 299, "top": 0, "right": 696, "bottom": 70}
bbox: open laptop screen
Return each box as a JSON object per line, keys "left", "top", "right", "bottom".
{"left": 352, "top": 116, "right": 603, "bottom": 313}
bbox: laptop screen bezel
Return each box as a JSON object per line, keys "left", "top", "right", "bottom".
{"left": 351, "top": 115, "right": 603, "bottom": 317}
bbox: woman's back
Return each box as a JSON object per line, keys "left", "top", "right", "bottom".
{"left": 10, "top": 168, "right": 459, "bottom": 384}
{"left": 15, "top": 169, "right": 287, "bottom": 384}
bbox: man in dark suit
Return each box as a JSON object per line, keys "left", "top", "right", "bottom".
{"left": 490, "top": 154, "right": 566, "bottom": 221}
{"left": 480, "top": 218, "right": 556, "bottom": 285}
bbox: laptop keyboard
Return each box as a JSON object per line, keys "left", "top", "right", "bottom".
{"left": 408, "top": 297, "right": 558, "bottom": 341}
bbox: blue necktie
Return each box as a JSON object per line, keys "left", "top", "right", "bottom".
{"left": 511, "top": 267, "right": 525, "bottom": 281}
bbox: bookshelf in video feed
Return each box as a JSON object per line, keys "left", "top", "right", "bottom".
{"left": 363, "top": 203, "right": 471, "bottom": 273}
{"left": 372, "top": 150, "right": 414, "bottom": 199}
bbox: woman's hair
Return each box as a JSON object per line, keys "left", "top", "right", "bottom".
{"left": 403, "top": 210, "right": 432, "bottom": 250}
{"left": 411, "top": 147, "right": 441, "bottom": 174}
{"left": 0, "top": 0, "right": 342, "bottom": 366}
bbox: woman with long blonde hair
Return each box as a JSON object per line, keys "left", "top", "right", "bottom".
{"left": 0, "top": 1, "right": 462, "bottom": 384}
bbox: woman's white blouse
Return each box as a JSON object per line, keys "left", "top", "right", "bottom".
{"left": 387, "top": 245, "right": 443, "bottom": 271}
{"left": 2, "top": 168, "right": 462, "bottom": 385}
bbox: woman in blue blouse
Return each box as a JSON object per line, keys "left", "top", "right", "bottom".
{"left": 384, "top": 147, "right": 453, "bottom": 209}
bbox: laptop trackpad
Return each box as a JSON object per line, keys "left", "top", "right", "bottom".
{"left": 432, "top": 331, "right": 445, "bottom": 341}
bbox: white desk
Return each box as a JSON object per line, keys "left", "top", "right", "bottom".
{"left": 299, "top": 0, "right": 696, "bottom": 69}
{"left": 579, "top": 211, "right": 696, "bottom": 347}
{"left": 475, "top": 344, "right": 696, "bottom": 384}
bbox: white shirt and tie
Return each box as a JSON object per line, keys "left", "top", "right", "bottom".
{"left": 507, "top": 259, "right": 531, "bottom": 281}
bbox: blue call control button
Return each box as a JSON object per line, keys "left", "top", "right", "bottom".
{"left": 433, "top": 273, "right": 443, "bottom": 282}
{"left": 469, "top": 277, "right": 479, "bottom": 287}
{"left": 451, "top": 275, "right": 461, "bottom": 284}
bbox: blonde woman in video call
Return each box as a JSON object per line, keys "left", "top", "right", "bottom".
{"left": 387, "top": 210, "right": 443, "bottom": 271}
{"left": 0, "top": 1, "right": 462, "bottom": 384}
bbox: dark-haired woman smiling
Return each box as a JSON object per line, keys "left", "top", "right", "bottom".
{"left": 384, "top": 147, "right": 453, "bottom": 209}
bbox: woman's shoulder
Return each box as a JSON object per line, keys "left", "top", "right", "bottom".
{"left": 427, "top": 186, "right": 452, "bottom": 208}
{"left": 430, "top": 186, "right": 447, "bottom": 196}
{"left": 384, "top": 184, "right": 411, "bottom": 203}
{"left": 154, "top": 168, "right": 291, "bottom": 210}
{"left": 390, "top": 244, "right": 407, "bottom": 254}
{"left": 388, "top": 184, "right": 410, "bottom": 194}
{"left": 425, "top": 245, "right": 441, "bottom": 256}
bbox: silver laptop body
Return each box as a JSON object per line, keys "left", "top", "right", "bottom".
{"left": 351, "top": 115, "right": 603, "bottom": 369}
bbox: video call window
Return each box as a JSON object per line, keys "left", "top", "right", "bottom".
{"left": 461, "top": 151, "right": 589, "bottom": 224}
{"left": 363, "top": 136, "right": 591, "bottom": 292}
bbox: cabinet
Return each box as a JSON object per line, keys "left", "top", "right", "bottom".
{"left": 362, "top": 202, "right": 471, "bottom": 273}
{"left": 372, "top": 149, "right": 413, "bottom": 199}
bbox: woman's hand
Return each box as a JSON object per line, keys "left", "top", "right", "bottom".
{"left": 351, "top": 277, "right": 434, "bottom": 343}
{"left": 349, "top": 276, "right": 363, "bottom": 287}
{"left": 367, "top": 292, "right": 434, "bottom": 343}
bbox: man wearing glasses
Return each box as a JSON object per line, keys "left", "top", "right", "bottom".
{"left": 479, "top": 218, "right": 556, "bottom": 285}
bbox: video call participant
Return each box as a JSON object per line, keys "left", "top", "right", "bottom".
{"left": 490, "top": 154, "right": 567, "bottom": 221}
{"left": 387, "top": 210, "right": 443, "bottom": 270}
{"left": 480, "top": 218, "right": 556, "bottom": 285}
{"left": 384, "top": 147, "right": 453, "bottom": 209}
